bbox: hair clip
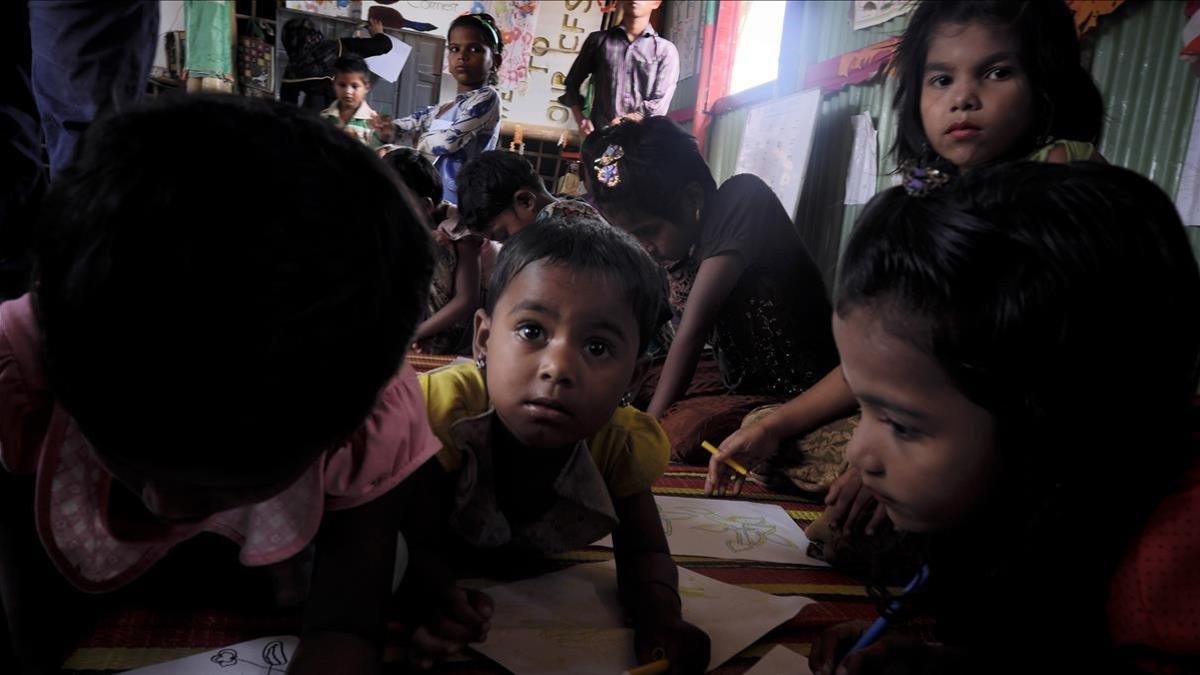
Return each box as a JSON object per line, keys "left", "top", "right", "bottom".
{"left": 594, "top": 144, "right": 624, "bottom": 188}
{"left": 900, "top": 161, "right": 950, "bottom": 197}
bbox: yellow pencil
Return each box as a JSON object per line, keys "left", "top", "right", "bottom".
{"left": 623, "top": 657, "right": 669, "bottom": 675}
{"left": 701, "top": 441, "right": 765, "bottom": 485}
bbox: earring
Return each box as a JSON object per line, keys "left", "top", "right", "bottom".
{"left": 618, "top": 392, "right": 632, "bottom": 407}
{"left": 475, "top": 354, "right": 486, "bottom": 370}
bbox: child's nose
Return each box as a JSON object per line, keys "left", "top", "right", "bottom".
{"left": 538, "top": 340, "right": 577, "bottom": 385}
{"left": 844, "top": 418, "right": 885, "bottom": 478}
{"left": 950, "top": 83, "right": 980, "bottom": 112}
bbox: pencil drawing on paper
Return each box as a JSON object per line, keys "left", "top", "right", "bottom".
{"left": 658, "top": 504, "right": 800, "bottom": 554}
{"left": 209, "top": 639, "right": 289, "bottom": 673}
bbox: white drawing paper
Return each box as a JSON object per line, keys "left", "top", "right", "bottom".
{"left": 125, "top": 636, "right": 299, "bottom": 674}
{"left": 594, "top": 495, "right": 828, "bottom": 567}
{"left": 744, "top": 644, "right": 815, "bottom": 675}
{"left": 844, "top": 113, "right": 878, "bottom": 205}
{"left": 365, "top": 34, "right": 411, "bottom": 83}
{"left": 473, "top": 560, "right": 813, "bottom": 674}
{"left": 735, "top": 88, "right": 822, "bottom": 217}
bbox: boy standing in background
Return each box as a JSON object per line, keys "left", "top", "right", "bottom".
{"left": 321, "top": 55, "right": 384, "bottom": 149}
{"left": 559, "top": 0, "right": 679, "bottom": 139}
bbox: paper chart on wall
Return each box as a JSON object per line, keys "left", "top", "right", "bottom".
{"left": 593, "top": 495, "right": 828, "bottom": 567}
{"left": 124, "top": 636, "right": 300, "bottom": 674}
{"left": 744, "top": 644, "right": 816, "bottom": 675}
{"left": 844, "top": 112, "right": 878, "bottom": 205}
{"left": 472, "top": 561, "right": 814, "bottom": 674}
{"left": 735, "top": 88, "right": 822, "bottom": 217}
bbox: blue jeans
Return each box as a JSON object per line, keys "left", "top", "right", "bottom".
{"left": 0, "top": 0, "right": 156, "bottom": 298}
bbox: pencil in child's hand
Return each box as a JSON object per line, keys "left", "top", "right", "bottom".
{"left": 701, "top": 441, "right": 765, "bottom": 485}
{"left": 622, "top": 657, "right": 669, "bottom": 675}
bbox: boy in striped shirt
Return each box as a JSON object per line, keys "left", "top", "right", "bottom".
{"left": 321, "top": 55, "right": 384, "bottom": 149}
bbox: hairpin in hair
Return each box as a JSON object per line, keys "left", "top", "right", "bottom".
{"left": 467, "top": 13, "right": 501, "bottom": 52}
{"left": 900, "top": 161, "right": 950, "bottom": 197}
{"left": 594, "top": 144, "right": 624, "bottom": 188}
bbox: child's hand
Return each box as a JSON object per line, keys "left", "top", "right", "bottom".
{"left": 578, "top": 118, "right": 594, "bottom": 138}
{"left": 817, "top": 465, "right": 889, "bottom": 536}
{"left": 705, "top": 423, "right": 779, "bottom": 497}
{"left": 635, "top": 616, "right": 710, "bottom": 674}
{"left": 809, "top": 620, "right": 939, "bottom": 675}
{"left": 369, "top": 17, "right": 384, "bottom": 35}
{"left": 370, "top": 114, "right": 395, "bottom": 142}
{"left": 407, "top": 587, "right": 493, "bottom": 669}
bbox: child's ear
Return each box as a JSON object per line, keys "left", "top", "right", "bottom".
{"left": 472, "top": 308, "right": 492, "bottom": 362}
{"left": 682, "top": 182, "right": 706, "bottom": 228}
{"left": 513, "top": 188, "right": 539, "bottom": 221}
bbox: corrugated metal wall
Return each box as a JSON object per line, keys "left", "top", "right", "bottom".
{"left": 706, "top": 0, "right": 1200, "bottom": 287}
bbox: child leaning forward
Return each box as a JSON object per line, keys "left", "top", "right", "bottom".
{"left": 394, "top": 214, "right": 710, "bottom": 673}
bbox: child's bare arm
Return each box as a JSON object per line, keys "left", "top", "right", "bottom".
{"left": 413, "top": 237, "right": 483, "bottom": 345}
{"left": 392, "top": 460, "right": 492, "bottom": 669}
{"left": 707, "top": 366, "right": 858, "bottom": 496}
{"left": 647, "top": 253, "right": 745, "bottom": 418}
{"left": 612, "top": 491, "right": 710, "bottom": 673}
{"left": 289, "top": 483, "right": 406, "bottom": 674}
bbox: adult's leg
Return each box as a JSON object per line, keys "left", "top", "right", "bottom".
{"left": 28, "top": 0, "right": 158, "bottom": 178}
{"left": 0, "top": 1, "right": 44, "bottom": 300}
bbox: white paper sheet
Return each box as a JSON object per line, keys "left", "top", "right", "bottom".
{"left": 735, "top": 89, "right": 822, "bottom": 217}
{"left": 844, "top": 113, "right": 878, "bottom": 205}
{"left": 744, "top": 644, "right": 815, "bottom": 675}
{"left": 1175, "top": 87, "right": 1200, "bottom": 228}
{"left": 125, "top": 636, "right": 300, "bottom": 674}
{"left": 365, "top": 34, "right": 411, "bottom": 83}
{"left": 594, "top": 495, "right": 828, "bottom": 567}
{"left": 473, "top": 561, "right": 813, "bottom": 674}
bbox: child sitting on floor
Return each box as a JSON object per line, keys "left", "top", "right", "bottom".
{"left": 582, "top": 116, "right": 839, "bottom": 464}
{"left": 808, "top": 161, "right": 1200, "bottom": 675}
{"left": 320, "top": 54, "right": 385, "bottom": 149}
{"left": 456, "top": 149, "right": 601, "bottom": 242}
{"left": 708, "top": 0, "right": 1109, "bottom": 512}
{"left": 395, "top": 214, "right": 709, "bottom": 673}
{"left": 382, "top": 147, "right": 496, "bottom": 354}
{"left": 0, "top": 95, "right": 437, "bottom": 674}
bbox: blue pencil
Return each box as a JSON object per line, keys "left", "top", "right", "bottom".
{"left": 845, "top": 563, "right": 930, "bottom": 657}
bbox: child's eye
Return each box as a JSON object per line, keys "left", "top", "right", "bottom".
{"left": 584, "top": 340, "right": 611, "bottom": 358}
{"left": 469, "top": 44, "right": 485, "bottom": 54}
{"left": 985, "top": 66, "right": 1013, "bottom": 80}
{"left": 927, "top": 74, "right": 951, "bottom": 88}
{"left": 516, "top": 323, "right": 545, "bottom": 342}
{"left": 882, "top": 417, "right": 919, "bottom": 441}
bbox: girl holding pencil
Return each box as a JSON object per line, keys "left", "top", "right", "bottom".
{"left": 808, "top": 162, "right": 1200, "bottom": 674}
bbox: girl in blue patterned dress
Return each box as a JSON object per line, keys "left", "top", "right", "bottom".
{"left": 375, "top": 14, "right": 502, "bottom": 204}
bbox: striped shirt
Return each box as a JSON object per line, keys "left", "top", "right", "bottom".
{"left": 559, "top": 25, "right": 680, "bottom": 129}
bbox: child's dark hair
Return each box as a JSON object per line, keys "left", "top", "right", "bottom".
{"left": 382, "top": 147, "right": 443, "bottom": 207}
{"left": 448, "top": 13, "right": 503, "bottom": 86}
{"left": 837, "top": 162, "right": 1200, "bottom": 664}
{"left": 581, "top": 117, "right": 717, "bottom": 227}
{"left": 485, "top": 213, "right": 669, "bottom": 355}
{"left": 332, "top": 53, "right": 370, "bottom": 80}
{"left": 34, "top": 95, "right": 435, "bottom": 487}
{"left": 892, "top": 0, "right": 1105, "bottom": 167}
{"left": 457, "top": 150, "right": 542, "bottom": 233}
